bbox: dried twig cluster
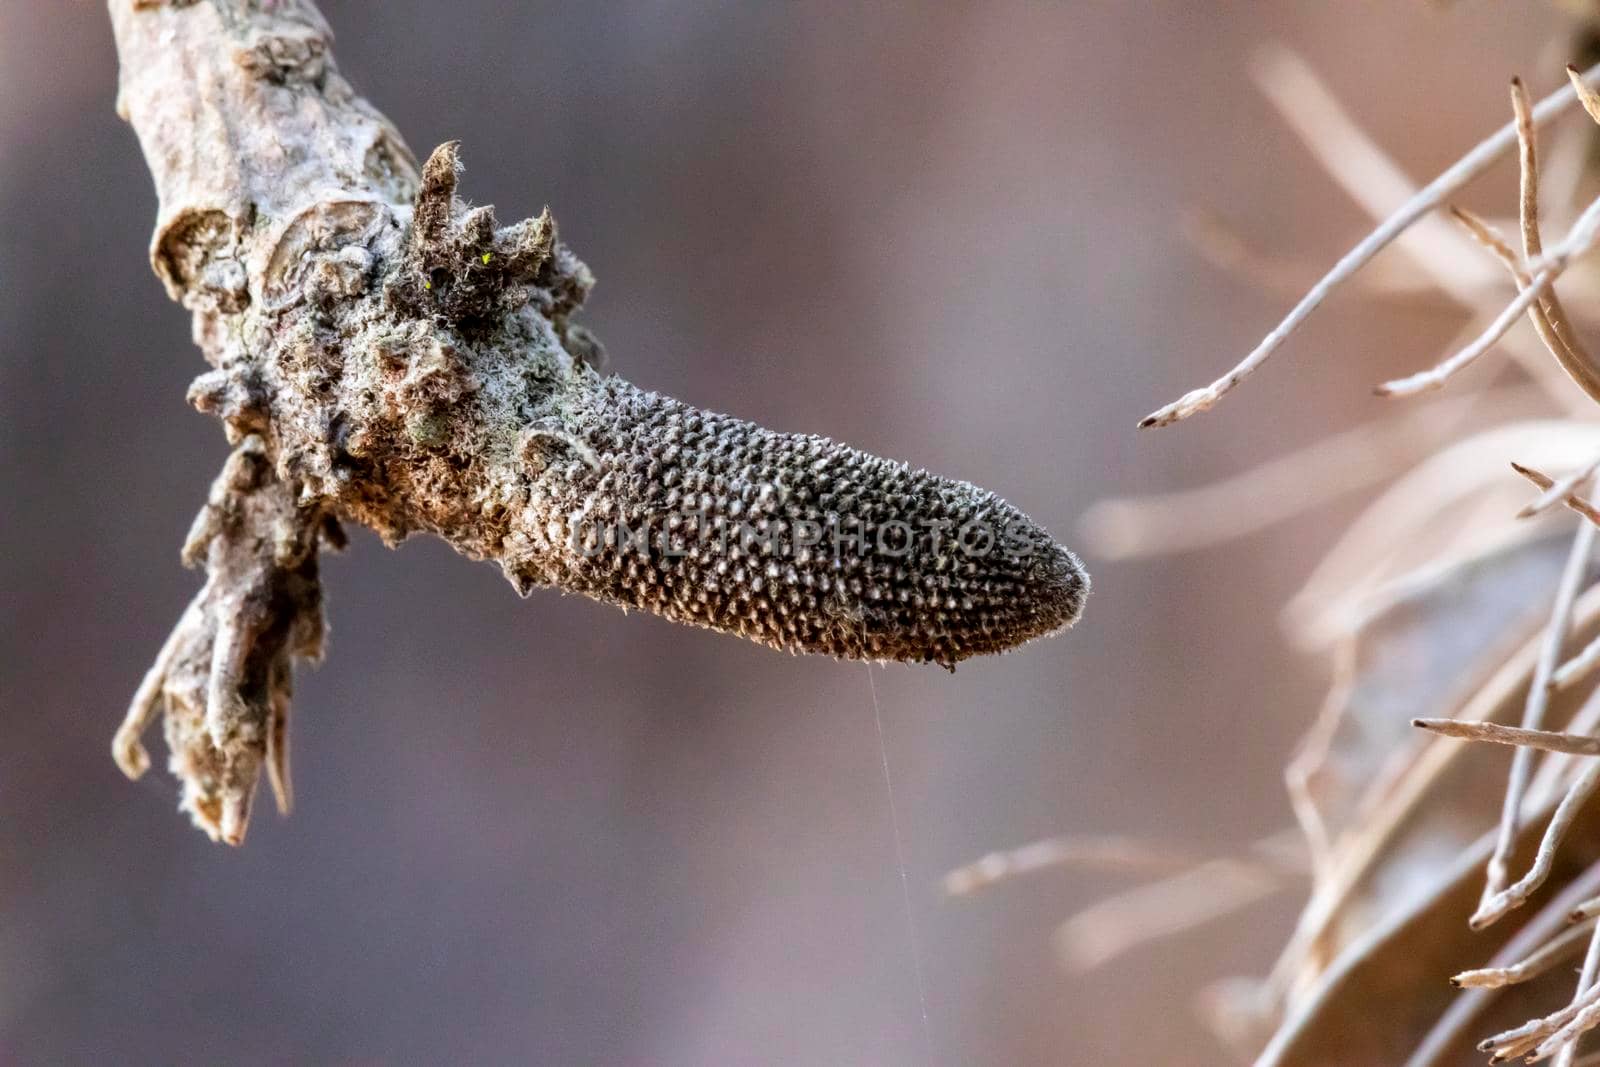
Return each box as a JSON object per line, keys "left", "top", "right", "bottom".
{"left": 955, "top": 41, "right": 1600, "bottom": 1066}
{"left": 1140, "top": 56, "right": 1600, "bottom": 424}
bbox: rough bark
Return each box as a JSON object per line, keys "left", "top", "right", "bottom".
{"left": 107, "top": 0, "right": 1087, "bottom": 843}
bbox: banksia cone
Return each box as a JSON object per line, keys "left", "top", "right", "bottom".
{"left": 333, "top": 141, "right": 1089, "bottom": 668}
{"left": 502, "top": 372, "right": 1089, "bottom": 666}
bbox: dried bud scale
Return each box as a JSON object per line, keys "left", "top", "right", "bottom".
{"left": 109, "top": 0, "right": 1087, "bottom": 841}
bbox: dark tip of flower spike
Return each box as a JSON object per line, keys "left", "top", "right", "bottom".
{"left": 1034, "top": 542, "right": 1091, "bottom": 637}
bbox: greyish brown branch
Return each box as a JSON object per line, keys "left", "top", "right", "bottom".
{"left": 108, "top": 0, "right": 1086, "bottom": 842}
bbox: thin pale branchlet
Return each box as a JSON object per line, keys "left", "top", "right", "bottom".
{"left": 1509, "top": 75, "right": 1596, "bottom": 391}
{"left": 1414, "top": 861, "right": 1600, "bottom": 1065}
{"left": 1514, "top": 462, "right": 1600, "bottom": 528}
{"left": 1473, "top": 520, "right": 1596, "bottom": 930}
{"left": 1374, "top": 80, "right": 1600, "bottom": 400}
{"left": 1413, "top": 718, "right": 1600, "bottom": 758}
{"left": 1139, "top": 57, "right": 1600, "bottom": 428}
{"left": 1518, "top": 454, "right": 1600, "bottom": 519}
{"left": 1118, "top": 47, "right": 1600, "bottom": 1062}
{"left": 1557, "top": 630, "right": 1600, "bottom": 694}
{"left": 1555, "top": 922, "right": 1600, "bottom": 1067}
{"left": 1475, "top": 759, "right": 1600, "bottom": 930}
{"left": 1448, "top": 204, "right": 1593, "bottom": 394}
{"left": 1452, "top": 917, "right": 1596, "bottom": 989}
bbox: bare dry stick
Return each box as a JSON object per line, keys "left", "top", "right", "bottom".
{"left": 1476, "top": 760, "right": 1600, "bottom": 929}
{"left": 1558, "top": 636, "right": 1600, "bottom": 694}
{"left": 1523, "top": 457, "right": 1600, "bottom": 519}
{"left": 1271, "top": 590, "right": 1600, "bottom": 1021}
{"left": 1481, "top": 983, "right": 1600, "bottom": 1061}
{"left": 1252, "top": 48, "right": 1584, "bottom": 410}
{"left": 1139, "top": 59, "right": 1600, "bottom": 429}
{"left": 1413, "top": 718, "right": 1600, "bottom": 758}
{"left": 1449, "top": 205, "right": 1589, "bottom": 390}
{"left": 1557, "top": 926, "right": 1600, "bottom": 1067}
{"left": 1519, "top": 77, "right": 1548, "bottom": 261}
{"left": 1513, "top": 76, "right": 1600, "bottom": 404}
{"left": 1452, "top": 917, "right": 1596, "bottom": 989}
{"left": 1538, "top": 981, "right": 1600, "bottom": 1063}
{"left": 1515, "top": 463, "right": 1600, "bottom": 528}
{"left": 1554, "top": 690, "right": 1600, "bottom": 1067}
{"left": 1573, "top": 65, "right": 1600, "bottom": 127}
{"left": 1405, "top": 859, "right": 1600, "bottom": 1067}
{"left": 1449, "top": 206, "right": 1521, "bottom": 280}
{"left": 1475, "top": 520, "right": 1597, "bottom": 928}
{"left": 1374, "top": 267, "right": 1565, "bottom": 397}
{"left": 1528, "top": 690, "right": 1600, "bottom": 817}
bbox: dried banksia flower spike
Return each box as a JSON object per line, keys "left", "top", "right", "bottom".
{"left": 108, "top": 3, "right": 1085, "bottom": 842}
{"left": 387, "top": 141, "right": 1090, "bottom": 669}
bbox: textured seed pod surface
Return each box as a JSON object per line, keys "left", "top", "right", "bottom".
{"left": 504, "top": 372, "right": 1088, "bottom": 665}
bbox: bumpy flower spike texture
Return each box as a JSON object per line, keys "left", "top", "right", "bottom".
{"left": 108, "top": 0, "right": 1086, "bottom": 843}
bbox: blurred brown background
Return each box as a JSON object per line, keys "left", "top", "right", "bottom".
{"left": 0, "top": 2, "right": 1576, "bottom": 1064}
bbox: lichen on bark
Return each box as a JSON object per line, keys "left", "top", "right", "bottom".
{"left": 108, "top": 0, "right": 1087, "bottom": 843}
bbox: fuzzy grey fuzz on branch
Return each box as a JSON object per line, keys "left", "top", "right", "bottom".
{"left": 108, "top": 0, "right": 1087, "bottom": 842}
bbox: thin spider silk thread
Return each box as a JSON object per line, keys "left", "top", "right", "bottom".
{"left": 866, "top": 650, "right": 933, "bottom": 1058}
